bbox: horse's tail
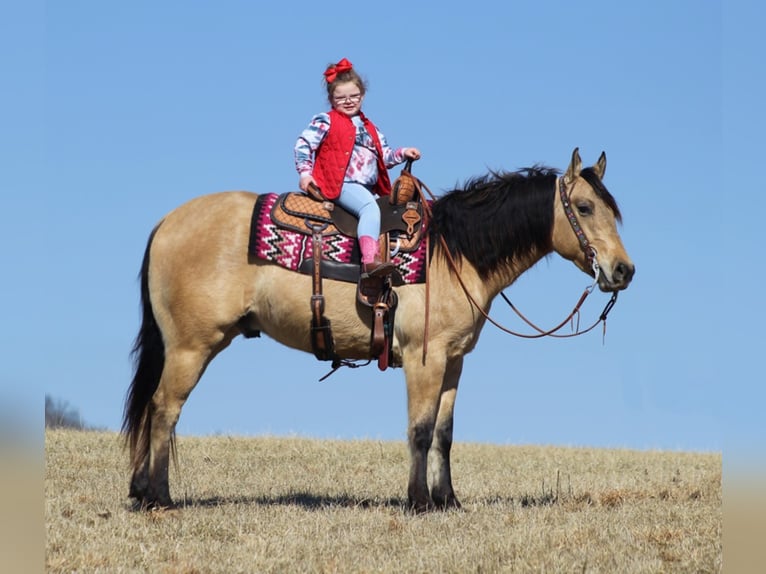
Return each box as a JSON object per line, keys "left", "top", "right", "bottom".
{"left": 122, "top": 223, "right": 166, "bottom": 469}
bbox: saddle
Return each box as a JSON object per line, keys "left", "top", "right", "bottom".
{"left": 270, "top": 192, "right": 424, "bottom": 258}
{"left": 269, "top": 164, "right": 425, "bottom": 371}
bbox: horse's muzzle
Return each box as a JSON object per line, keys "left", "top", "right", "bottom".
{"left": 599, "top": 260, "right": 635, "bottom": 292}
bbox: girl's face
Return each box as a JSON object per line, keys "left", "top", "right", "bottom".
{"left": 331, "top": 81, "right": 364, "bottom": 117}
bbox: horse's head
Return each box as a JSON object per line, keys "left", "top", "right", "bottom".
{"left": 552, "top": 148, "right": 634, "bottom": 292}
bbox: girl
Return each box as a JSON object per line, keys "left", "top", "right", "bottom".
{"left": 294, "top": 58, "right": 421, "bottom": 279}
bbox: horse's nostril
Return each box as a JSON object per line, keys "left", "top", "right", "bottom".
{"left": 614, "top": 261, "right": 635, "bottom": 284}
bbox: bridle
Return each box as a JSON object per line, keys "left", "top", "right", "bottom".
{"left": 559, "top": 175, "right": 599, "bottom": 272}
{"left": 415, "top": 173, "right": 619, "bottom": 361}
{"left": 495, "top": 176, "right": 618, "bottom": 339}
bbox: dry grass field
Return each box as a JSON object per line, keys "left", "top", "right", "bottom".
{"left": 45, "top": 429, "right": 721, "bottom": 573}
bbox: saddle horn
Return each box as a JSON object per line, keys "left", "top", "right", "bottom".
{"left": 390, "top": 159, "right": 420, "bottom": 205}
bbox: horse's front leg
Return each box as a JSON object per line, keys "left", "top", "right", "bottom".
{"left": 429, "top": 356, "right": 463, "bottom": 509}
{"left": 404, "top": 351, "right": 448, "bottom": 512}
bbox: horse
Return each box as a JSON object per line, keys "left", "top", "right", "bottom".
{"left": 122, "top": 148, "right": 634, "bottom": 512}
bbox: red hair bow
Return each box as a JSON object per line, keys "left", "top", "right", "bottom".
{"left": 324, "top": 58, "right": 353, "bottom": 83}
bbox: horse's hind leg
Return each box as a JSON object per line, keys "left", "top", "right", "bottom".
{"left": 429, "top": 357, "right": 463, "bottom": 509}
{"left": 142, "top": 346, "right": 210, "bottom": 508}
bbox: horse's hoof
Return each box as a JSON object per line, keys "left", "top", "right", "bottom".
{"left": 130, "top": 496, "right": 176, "bottom": 512}
{"left": 432, "top": 488, "right": 463, "bottom": 510}
{"left": 433, "top": 496, "right": 462, "bottom": 510}
{"left": 408, "top": 498, "right": 434, "bottom": 514}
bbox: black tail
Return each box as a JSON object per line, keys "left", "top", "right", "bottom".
{"left": 122, "top": 224, "right": 165, "bottom": 468}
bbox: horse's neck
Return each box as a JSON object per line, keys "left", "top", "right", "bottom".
{"left": 485, "top": 248, "right": 551, "bottom": 297}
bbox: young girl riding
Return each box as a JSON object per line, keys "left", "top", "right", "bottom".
{"left": 294, "top": 58, "right": 421, "bottom": 279}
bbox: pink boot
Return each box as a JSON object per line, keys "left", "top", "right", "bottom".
{"left": 359, "top": 235, "right": 394, "bottom": 279}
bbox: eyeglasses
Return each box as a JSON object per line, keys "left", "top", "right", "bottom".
{"left": 333, "top": 93, "right": 362, "bottom": 104}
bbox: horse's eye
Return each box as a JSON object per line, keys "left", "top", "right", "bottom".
{"left": 576, "top": 202, "right": 593, "bottom": 216}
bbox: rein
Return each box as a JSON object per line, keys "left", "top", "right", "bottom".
{"left": 413, "top": 173, "right": 618, "bottom": 355}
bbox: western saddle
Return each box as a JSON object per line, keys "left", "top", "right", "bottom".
{"left": 268, "top": 162, "right": 425, "bottom": 371}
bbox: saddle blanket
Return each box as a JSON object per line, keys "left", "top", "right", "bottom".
{"left": 249, "top": 193, "right": 428, "bottom": 285}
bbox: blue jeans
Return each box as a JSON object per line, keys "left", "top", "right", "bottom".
{"left": 336, "top": 182, "right": 380, "bottom": 239}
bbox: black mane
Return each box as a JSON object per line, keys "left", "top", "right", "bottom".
{"left": 429, "top": 166, "right": 559, "bottom": 279}
{"left": 428, "top": 164, "right": 622, "bottom": 279}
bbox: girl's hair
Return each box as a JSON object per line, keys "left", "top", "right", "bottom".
{"left": 324, "top": 60, "right": 367, "bottom": 103}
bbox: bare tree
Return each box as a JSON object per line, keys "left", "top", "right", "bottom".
{"left": 45, "top": 395, "right": 84, "bottom": 429}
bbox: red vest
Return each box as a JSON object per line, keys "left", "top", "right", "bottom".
{"left": 312, "top": 110, "right": 392, "bottom": 200}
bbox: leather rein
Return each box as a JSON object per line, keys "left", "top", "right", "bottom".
{"left": 414, "top": 173, "right": 619, "bottom": 358}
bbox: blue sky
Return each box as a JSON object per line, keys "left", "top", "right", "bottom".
{"left": 4, "top": 2, "right": 763, "bottom": 461}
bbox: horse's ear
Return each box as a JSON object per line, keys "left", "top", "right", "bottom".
{"left": 593, "top": 151, "right": 607, "bottom": 180}
{"left": 564, "top": 147, "right": 582, "bottom": 185}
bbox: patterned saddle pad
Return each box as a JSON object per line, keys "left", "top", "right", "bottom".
{"left": 248, "top": 193, "right": 429, "bottom": 285}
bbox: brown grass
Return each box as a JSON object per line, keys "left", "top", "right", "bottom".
{"left": 45, "top": 429, "right": 721, "bottom": 573}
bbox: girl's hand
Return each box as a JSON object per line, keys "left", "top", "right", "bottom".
{"left": 299, "top": 175, "right": 316, "bottom": 192}
{"left": 404, "top": 148, "right": 421, "bottom": 161}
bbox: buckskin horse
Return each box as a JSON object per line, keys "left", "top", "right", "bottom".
{"left": 123, "top": 148, "right": 634, "bottom": 512}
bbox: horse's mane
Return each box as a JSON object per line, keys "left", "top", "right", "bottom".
{"left": 429, "top": 165, "right": 621, "bottom": 280}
